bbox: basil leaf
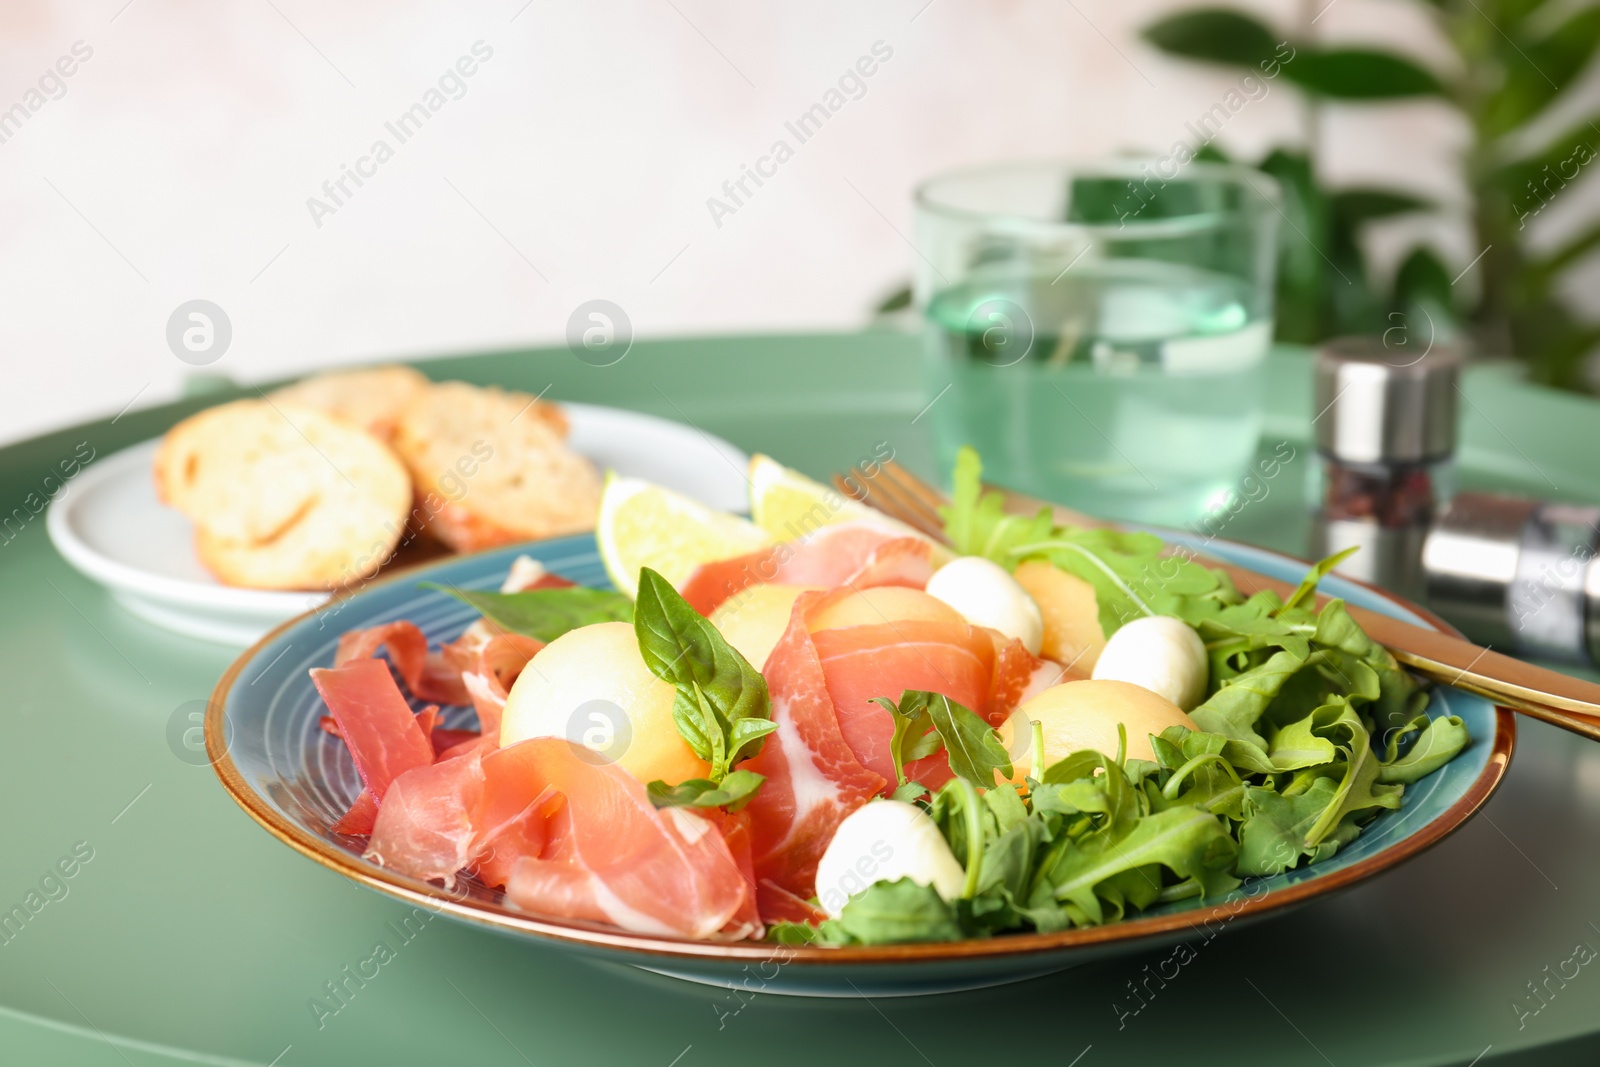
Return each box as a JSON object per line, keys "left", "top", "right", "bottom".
{"left": 424, "top": 583, "right": 633, "bottom": 641}
{"left": 646, "top": 769, "right": 766, "bottom": 812}
{"left": 877, "top": 691, "right": 1012, "bottom": 787}
{"left": 833, "top": 878, "right": 964, "bottom": 945}
{"left": 634, "top": 567, "right": 773, "bottom": 780}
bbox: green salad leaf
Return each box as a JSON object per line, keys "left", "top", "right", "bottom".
{"left": 832, "top": 878, "right": 964, "bottom": 945}
{"left": 939, "top": 446, "right": 1243, "bottom": 636}
{"left": 424, "top": 583, "right": 633, "bottom": 641}
{"left": 874, "top": 690, "right": 1012, "bottom": 788}
{"left": 646, "top": 769, "right": 766, "bottom": 812}
{"left": 778, "top": 465, "right": 1479, "bottom": 946}
{"left": 633, "top": 567, "right": 776, "bottom": 783}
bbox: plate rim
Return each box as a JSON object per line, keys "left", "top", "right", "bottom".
{"left": 206, "top": 533, "right": 1516, "bottom": 967}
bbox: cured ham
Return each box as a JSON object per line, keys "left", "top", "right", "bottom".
{"left": 681, "top": 523, "right": 935, "bottom": 616}
{"left": 812, "top": 618, "right": 997, "bottom": 789}
{"left": 365, "top": 751, "right": 486, "bottom": 886}
{"left": 498, "top": 739, "right": 749, "bottom": 939}
{"left": 335, "top": 620, "right": 471, "bottom": 706}
{"left": 738, "top": 593, "right": 885, "bottom": 903}
{"left": 311, "top": 659, "right": 435, "bottom": 801}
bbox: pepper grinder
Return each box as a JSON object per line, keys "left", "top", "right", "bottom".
{"left": 1424, "top": 493, "right": 1600, "bottom": 664}
{"left": 1308, "top": 337, "right": 1461, "bottom": 600}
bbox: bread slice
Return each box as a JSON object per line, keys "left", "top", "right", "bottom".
{"left": 154, "top": 399, "right": 412, "bottom": 590}
{"left": 266, "top": 365, "right": 431, "bottom": 441}
{"left": 390, "top": 381, "right": 601, "bottom": 551}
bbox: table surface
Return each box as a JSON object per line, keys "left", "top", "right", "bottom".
{"left": 4, "top": 332, "right": 1600, "bottom": 1067}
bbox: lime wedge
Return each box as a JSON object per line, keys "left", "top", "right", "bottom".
{"left": 597, "top": 474, "right": 771, "bottom": 598}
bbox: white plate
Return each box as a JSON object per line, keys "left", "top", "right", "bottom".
{"left": 47, "top": 402, "right": 749, "bottom": 646}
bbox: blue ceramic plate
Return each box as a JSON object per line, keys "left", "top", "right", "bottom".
{"left": 207, "top": 533, "right": 1513, "bottom": 997}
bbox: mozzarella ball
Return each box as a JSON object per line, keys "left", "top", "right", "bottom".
{"left": 997, "top": 679, "right": 1197, "bottom": 778}
{"left": 923, "top": 556, "right": 1044, "bottom": 655}
{"left": 1091, "top": 615, "right": 1209, "bottom": 711}
{"left": 807, "top": 585, "right": 964, "bottom": 632}
{"left": 814, "top": 800, "right": 966, "bottom": 918}
{"left": 500, "top": 621, "right": 709, "bottom": 785}
{"left": 1012, "top": 560, "right": 1107, "bottom": 669}
{"left": 709, "top": 584, "right": 816, "bottom": 670}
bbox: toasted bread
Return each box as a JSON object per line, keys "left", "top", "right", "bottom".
{"left": 266, "top": 365, "right": 431, "bottom": 440}
{"left": 154, "top": 399, "right": 412, "bottom": 590}
{"left": 390, "top": 381, "right": 601, "bottom": 551}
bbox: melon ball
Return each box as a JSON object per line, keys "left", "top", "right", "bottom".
{"left": 1012, "top": 561, "right": 1107, "bottom": 670}
{"left": 808, "top": 586, "right": 965, "bottom": 633}
{"left": 997, "top": 679, "right": 1197, "bottom": 780}
{"left": 500, "top": 621, "right": 709, "bottom": 785}
{"left": 708, "top": 584, "right": 815, "bottom": 670}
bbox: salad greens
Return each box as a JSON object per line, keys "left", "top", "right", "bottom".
{"left": 634, "top": 567, "right": 777, "bottom": 788}
{"left": 425, "top": 584, "right": 633, "bottom": 642}
{"left": 773, "top": 452, "right": 1472, "bottom": 945}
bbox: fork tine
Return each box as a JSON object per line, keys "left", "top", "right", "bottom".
{"left": 833, "top": 468, "right": 946, "bottom": 542}
{"left": 880, "top": 460, "right": 950, "bottom": 516}
{"left": 872, "top": 470, "right": 948, "bottom": 537}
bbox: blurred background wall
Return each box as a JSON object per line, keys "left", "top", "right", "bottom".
{"left": 1, "top": 0, "right": 1590, "bottom": 446}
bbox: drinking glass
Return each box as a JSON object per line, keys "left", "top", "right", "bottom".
{"left": 914, "top": 159, "right": 1279, "bottom": 525}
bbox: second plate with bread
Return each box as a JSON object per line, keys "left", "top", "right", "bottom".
{"left": 48, "top": 366, "right": 748, "bottom": 644}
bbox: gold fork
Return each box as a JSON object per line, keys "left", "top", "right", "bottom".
{"left": 834, "top": 460, "right": 1600, "bottom": 743}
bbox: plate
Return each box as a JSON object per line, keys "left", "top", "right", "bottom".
{"left": 206, "top": 531, "right": 1514, "bottom": 997}
{"left": 46, "top": 403, "right": 749, "bottom": 646}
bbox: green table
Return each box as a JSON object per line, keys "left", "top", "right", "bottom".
{"left": 4, "top": 333, "right": 1599, "bottom": 1066}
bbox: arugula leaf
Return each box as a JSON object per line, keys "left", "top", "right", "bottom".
{"left": 1040, "top": 806, "right": 1239, "bottom": 924}
{"left": 1282, "top": 546, "right": 1359, "bottom": 612}
{"left": 1237, "top": 778, "right": 1342, "bottom": 876}
{"left": 424, "top": 583, "right": 633, "bottom": 641}
{"left": 765, "top": 921, "right": 824, "bottom": 945}
{"left": 832, "top": 878, "right": 964, "bottom": 945}
{"left": 633, "top": 567, "right": 775, "bottom": 781}
{"left": 1191, "top": 649, "right": 1315, "bottom": 748}
{"left": 646, "top": 769, "right": 765, "bottom": 812}
{"left": 1379, "top": 715, "right": 1470, "bottom": 784}
{"left": 939, "top": 446, "right": 1242, "bottom": 635}
{"left": 874, "top": 691, "right": 1013, "bottom": 787}
{"left": 1300, "top": 700, "right": 1404, "bottom": 845}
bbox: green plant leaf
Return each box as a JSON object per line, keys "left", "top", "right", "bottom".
{"left": 874, "top": 691, "right": 1013, "bottom": 787}
{"left": 634, "top": 567, "right": 774, "bottom": 780}
{"left": 1259, "top": 149, "right": 1331, "bottom": 344}
{"left": 1041, "top": 806, "right": 1239, "bottom": 924}
{"left": 1141, "top": 9, "right": 1281, "bottom": 69}
{"left": 1379, "top": 715, "right": 1470, "bottom": 783}
{"left": 1330, "top": 189, "right": 1432, "bottom": 227}
{"left": 646, "top": 769, "right": 766, "bottom": 811}
{"left": 1482, "top": 9, "right": 1600, "bottom": 136}
{"left": 832, "top": 877, "right": 964, "bottom": 945}
{"left": 1287, "top": 49, "right": 1444, "bottom": 98}
{"left": 423, "top": 584, "right": 633, "bottom": 642}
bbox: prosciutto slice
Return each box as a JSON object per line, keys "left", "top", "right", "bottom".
{"left": 311, "top": 659, "right": 435, "bottom": 802}
{"left": 499, "top": 739, "right": 749, "bottom": 939}
{"left": 335, "top": 621, "right": 471, "bottom": 706}
{"left": 812, "top": 618, "right": 998, "bottom": 789}
{"left": 738, "top": 593, "right": 885, "bottom": 901}
{"left": 365, "top": 751, "right": 486, "bottom": 885}
{"left": 681, "top": 523, "right": 935, "bottom": 616}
